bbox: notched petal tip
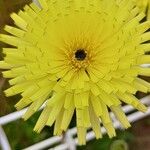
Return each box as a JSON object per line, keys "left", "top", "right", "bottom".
{"left": 137, "top": 103, "right": 148, "bottom": 112}
{"left": 4, "top": 88, "right": 14, "bottom": 97}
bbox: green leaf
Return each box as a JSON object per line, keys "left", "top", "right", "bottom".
{"left": 110, "top": 140, "right": 128, "bottom": 150}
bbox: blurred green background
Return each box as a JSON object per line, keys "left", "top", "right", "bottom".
{"left": 0, "top": 0, "right": 150, "bottom": 150}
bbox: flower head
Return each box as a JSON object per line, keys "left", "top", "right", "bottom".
{"left": 135, "top": 0, "right": 150, "bottom": 19}
{"left": 0, "top": 0, "right": 150, "bottom": 145}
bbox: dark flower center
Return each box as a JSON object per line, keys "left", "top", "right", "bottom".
{"left": 75, "top": 49, "right": 87, "bottom": 61}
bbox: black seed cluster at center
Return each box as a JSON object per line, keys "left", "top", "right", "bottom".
{"left": 75, "top": 49, "right": 87, "bottom": 61}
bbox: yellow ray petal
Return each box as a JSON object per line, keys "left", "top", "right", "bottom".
{"left": 34, "top": 107, "right": 52, "bottom": 133}
{"left": 61, "top": 103, "right": 74, "bottom": 131}
{"left": 46, "top": 95, "right": 65, "bottom": 126}
{"left": 111, "top": 105, "right": 131, "bottom": 128}
{"left": 54, "top": 108, "right": 64, "bottom": 136}
{"left": 89, "top": 102, "right": 102, "bottom": 139}
{"left": 100, "top": 101, "right": 116, "bottom": 138}
{"left": 77, "top": 127, "right": 87, "bottom": 145}
{"left": 117, "top": 92, "right": 147, "bottom": 112}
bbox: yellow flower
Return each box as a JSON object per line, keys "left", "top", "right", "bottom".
{"left": 0, "top": 0, "right": 150, "bottom": 145}
{"left": 135, "top": 0, "right": 150, "bottom": 19}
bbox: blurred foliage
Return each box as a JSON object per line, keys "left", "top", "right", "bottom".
{"left": 110, "top": 140, "right": 128, "bottom": 150}
{"left": 3, "top": 112, "right": 53, "bottom": 150}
